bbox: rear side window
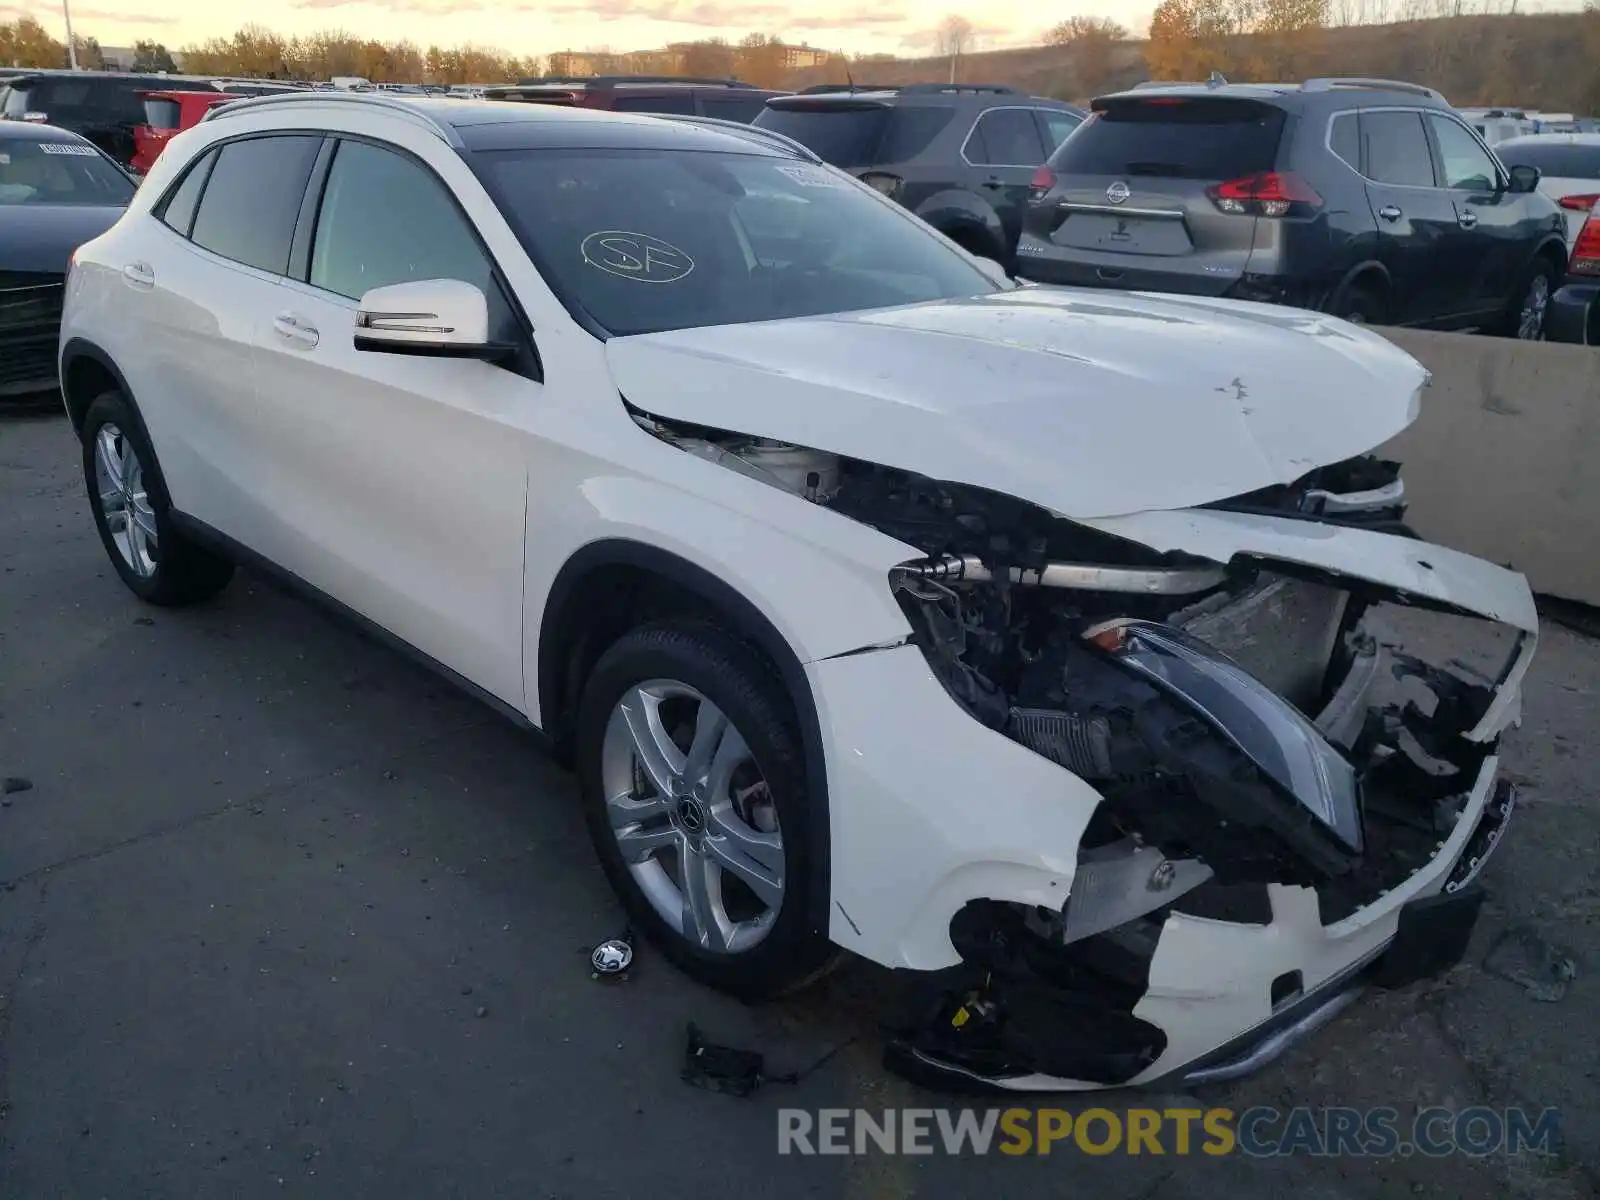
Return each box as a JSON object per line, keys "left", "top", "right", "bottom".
{"left": 143, "top": 98, "right": 181, "bottom": 130}
{"left": 158, "top": 148, "right": 216, "bottom": 236}
{"left": 699, "top": 94, "right": 767, "bottom": 123}
{"left": 1497, "top": 141, "right": 1600, "bottom": 179}
{"left": 189, "top": 135, "right": 322, "bottom": 274}
{"left": 309, "top": 139, "right": 491, "bottom": 301}
{"left": 1051, "top": 98, "right": 1285, "bottom": 180}
{"left": 1359, "top": 111, "right": 1435, "bottom": 187}
{"left": 754, "top": 103, "right": 891, "bottom": 168}
{"left": 611, "top": 93, "right": 695, "bottom": 114}
{"left": 875, "top": 106, "right": 955, "bottom": 162}
{"left": 965, "top": 108, "right": 1048, "bottom": 166}
{"left": 1329, "top": 113, "right": 1359, "bottom": 170}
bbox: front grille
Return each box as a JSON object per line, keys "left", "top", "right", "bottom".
{"left": 0, "top": 274, "right": 64, "bottom": 391}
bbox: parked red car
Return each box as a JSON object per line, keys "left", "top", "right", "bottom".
{"left": 130, "top": 90, "right": 241, "bottom": 175}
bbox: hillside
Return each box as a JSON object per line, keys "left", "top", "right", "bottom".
{"left": 784, "top": 11, "right": 1599, "bottom": 112}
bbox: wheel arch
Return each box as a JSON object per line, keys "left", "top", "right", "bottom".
{"left": 1534, "top": 234, "right": 1570, "bottom": 276}
{"left": 1327, "top": 260, "right": 1392, "bottom": 306}
{"left": 537, "top": 538, "right": 833, "bottom": 938}
{"left": 60, "top": 338, "right": 174, "bottom": 509}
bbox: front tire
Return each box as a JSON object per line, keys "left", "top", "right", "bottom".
{"left": 575, "top": 620, "right": 837, "bottom": 999}
{"left": 1499, "top": 257, "right": 1558, "bottom": 340}
{"left": 81, "top": 391, "right": 234, "bottom": 606}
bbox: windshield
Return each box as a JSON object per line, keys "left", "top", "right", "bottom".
{"left": 0, "top": 138, "right": 134, "bottom": 206}
{"left": 472, "top": 147, "right": 995, "bottom": 337}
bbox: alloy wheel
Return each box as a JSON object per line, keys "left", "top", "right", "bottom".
{"left": 599, "top": 680, "right": 784, "bottom": 954}
{"left": 1518, "top": 274, "right": 1550, "bottom": 340}
{"left": 93, "top": 424, "right": 158, "bottom": 578}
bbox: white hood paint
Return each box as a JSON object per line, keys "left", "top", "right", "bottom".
{"left": 606, "top": 287, "right": 1430, "bottom": 521}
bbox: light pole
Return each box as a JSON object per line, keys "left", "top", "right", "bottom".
{"left": 63, "top": 0, "right": 79, "bottom": 70}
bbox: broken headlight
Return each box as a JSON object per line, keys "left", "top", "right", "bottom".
{"left": 1089, "top": 619, "right": 1364, "bottom": 854}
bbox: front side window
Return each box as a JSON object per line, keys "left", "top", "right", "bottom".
{"left": 966, "top": 108, "right": 1047, "bottom": 166}
{"left": 0, "top": 138, "right": 134, "bottom": 206}
{"left": 310, "top": 139, "right": 491, "bottom": 300}
{"left": 472, "top": 147, "right": 995, "bottom": 337}
{"left": 1428, "top": 115, "right": 1500, "bottom": 191}
{"left": 189, "top": 134, "right": 322, "bottom": 274}
{"left": 1360, "top": 111, "right": 1435, "bottom": 188}
{"left": 1037, "top": 109, "right": 1083, "bottom": 152}
{"left": 158, "top": 148, "right": 215, "bottom": 234}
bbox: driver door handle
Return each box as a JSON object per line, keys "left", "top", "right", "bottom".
{"left": 1377, "top": 205, "right": 1403, "bottom": 222}
{"left": 273, "top": 312, "right": 319, "bottom": 348}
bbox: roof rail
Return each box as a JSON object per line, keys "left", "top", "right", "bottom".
{"left": 198, "top": 91, "right": 464, "bottom": 148}
{"left": 1302, "top": 77, "right": 1444, "bottom": 101}
{"left": 898, "top": 82, "right": 1021, "bottom": 95}
{"left": 512, "top": 75, "right": 756, "bottom": 90}
{"left": 646, "top": 112, "right": 821, "bottom": 161}
{"left": 798, "top": 83, "right": 896, "bottom": 95}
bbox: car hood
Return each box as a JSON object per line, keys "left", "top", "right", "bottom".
{"left": 605, "top": 286, "right": 1429, "bottom": 521}
{"left": 1, "top": 204, "right": 125, "bottom": 275}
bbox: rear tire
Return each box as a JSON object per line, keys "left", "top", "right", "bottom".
{"left": 81, "top": 391, "right": 234, "bottom": 606}
{"left": 575, "top": 620, "right": 838, "bottom": 999}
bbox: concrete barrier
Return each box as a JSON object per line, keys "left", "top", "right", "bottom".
{"left": 1377, "top": 329, "right": 1600, "bottom": 608}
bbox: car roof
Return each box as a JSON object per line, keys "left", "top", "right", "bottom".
{"left": 0, "top": 120, "right": 91, "bottom": 143}
{"left": 1097, "top": 77, "right": 1449, "bottom": 110}
{"left": 774, "top": 83, "right": 1075, "bottom": 109}
{"left": 201, "top": 91, "right": 805, "bottom": 157}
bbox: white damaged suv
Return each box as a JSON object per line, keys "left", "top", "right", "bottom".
{"left": 58, "top": 93, "right": 1536, "bottom": 1091}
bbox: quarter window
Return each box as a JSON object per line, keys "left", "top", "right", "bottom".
{"left": 1359, "top": 111, "right": 1435, "bottom": 188}
{"left": 1329, "top": 112, "right": 1359, "bottom": 171}
{"left": 1037, "top": 109, "right": 1083, "bottom": 152}
{"left": 309, "top": 139, "right": 491, "bottom": 301}
{"left": 189, "top": 135, "right": 322, "bottom": 274}
{"left": 966, "top": 108, "right": 1048, "bottom": 166}
{"left": 1428, "top": 115, "right": 1500, "bottom": 191}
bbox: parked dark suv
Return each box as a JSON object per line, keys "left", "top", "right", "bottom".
{"left": 485, "top": 76, "right": 789, "bottom": 123}
{"left": 0, "top": 71, "right": 230, "bottom": 168}
{"left": 1014, "top": 77, "right": 1569, "bottom": 337}
{"left": 754, "top": 84, "right": 1086, "bottom": 266}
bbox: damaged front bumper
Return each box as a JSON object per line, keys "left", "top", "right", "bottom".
{"left": 813, "top": 511, "right": 1537, "bottom": 1093}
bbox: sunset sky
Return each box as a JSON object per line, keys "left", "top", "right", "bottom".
{"left": 1, "top": 0, "right": 1152, "bottom": 58}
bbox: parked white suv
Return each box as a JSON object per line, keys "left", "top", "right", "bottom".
{"left": 59, "top": 92, "right": 1537, "bottom": 1092}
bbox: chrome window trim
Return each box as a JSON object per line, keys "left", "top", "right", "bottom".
{"left": 1321, "top": 104, "right": 1508, "bottom": 193}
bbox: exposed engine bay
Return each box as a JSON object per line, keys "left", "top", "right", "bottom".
{"left": 636, "top": 407, "right": 1530, "bottom": 1089}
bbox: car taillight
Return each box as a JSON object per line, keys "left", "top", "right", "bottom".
{"left": 1029, "top": 165, "right": 1057, "bottom": 202}
{"left": 1208, "top": 171, "right": 1322, "bottom": 218}
{"left": 1559, "top": 192, "right": 1600, "bottom": 211}
{"left": 1571, "top": 208, "right": 1600, "bottom": 276}
{"left": 859, "top": 171, "right": 903, "bottom": 199}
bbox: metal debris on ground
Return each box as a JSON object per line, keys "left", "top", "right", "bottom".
{"left": 1483, "top": 926, "right": 1579, "bottom": 1003}
{"left": 681, "top": 1023, "right": 766, "bottom": 1097}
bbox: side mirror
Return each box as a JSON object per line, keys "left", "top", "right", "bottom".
{"left": 354, "top": 278, "right": 513, "bottom": 360}
{"left": 1508, "top": 164, "right": 1541, "bottom": 194}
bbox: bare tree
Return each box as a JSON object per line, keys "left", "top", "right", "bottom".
{"left": 935, "top": 14, "right": 975, "bottom": 83}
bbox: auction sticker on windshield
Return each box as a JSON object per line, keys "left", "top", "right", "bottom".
{"left": 774, "top": 164, "right": 847, "bottom": 189}
{"left": 39, "top": 143, "right": 100, "bottom": 156}
{"left": 581, "top": 231, "right": 694, "bottom": 283}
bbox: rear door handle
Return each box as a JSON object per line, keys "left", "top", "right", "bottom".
{"left": 121, "top": 261, "right": 154, "bottom": 288}
{"left": 272, "top": 312, "right": 319, "bottom": 348}
{"left": 1458, "top": 210, "right": 1479, "bottom": 229}
{"left": 1377, "top": 205, "right": 1403, "bottom": 223}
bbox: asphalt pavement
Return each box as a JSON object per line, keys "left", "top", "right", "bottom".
{"left": 1, "top": 411, "right": 1596, "bottom": 1198}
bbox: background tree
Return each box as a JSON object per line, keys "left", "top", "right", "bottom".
{"left": 74, "top": 35, "right": 107, "bottom": 70}
{"left": 130, "top": 39, "right": 176, "bottom": 72}
{"left": 736, "top": 33, "right": 785, "bottom": 87}
{"left": 934, "top": 14, "right": 975, "bottom": 83}
{"left": 1, "top": 17, "right": 66, "bottom": 68}
{"left": 679, "top": 38, "right": 736, "bottom": 78}
{"left": 1045, "top": 15, "right": 1127, "bottom": 94}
